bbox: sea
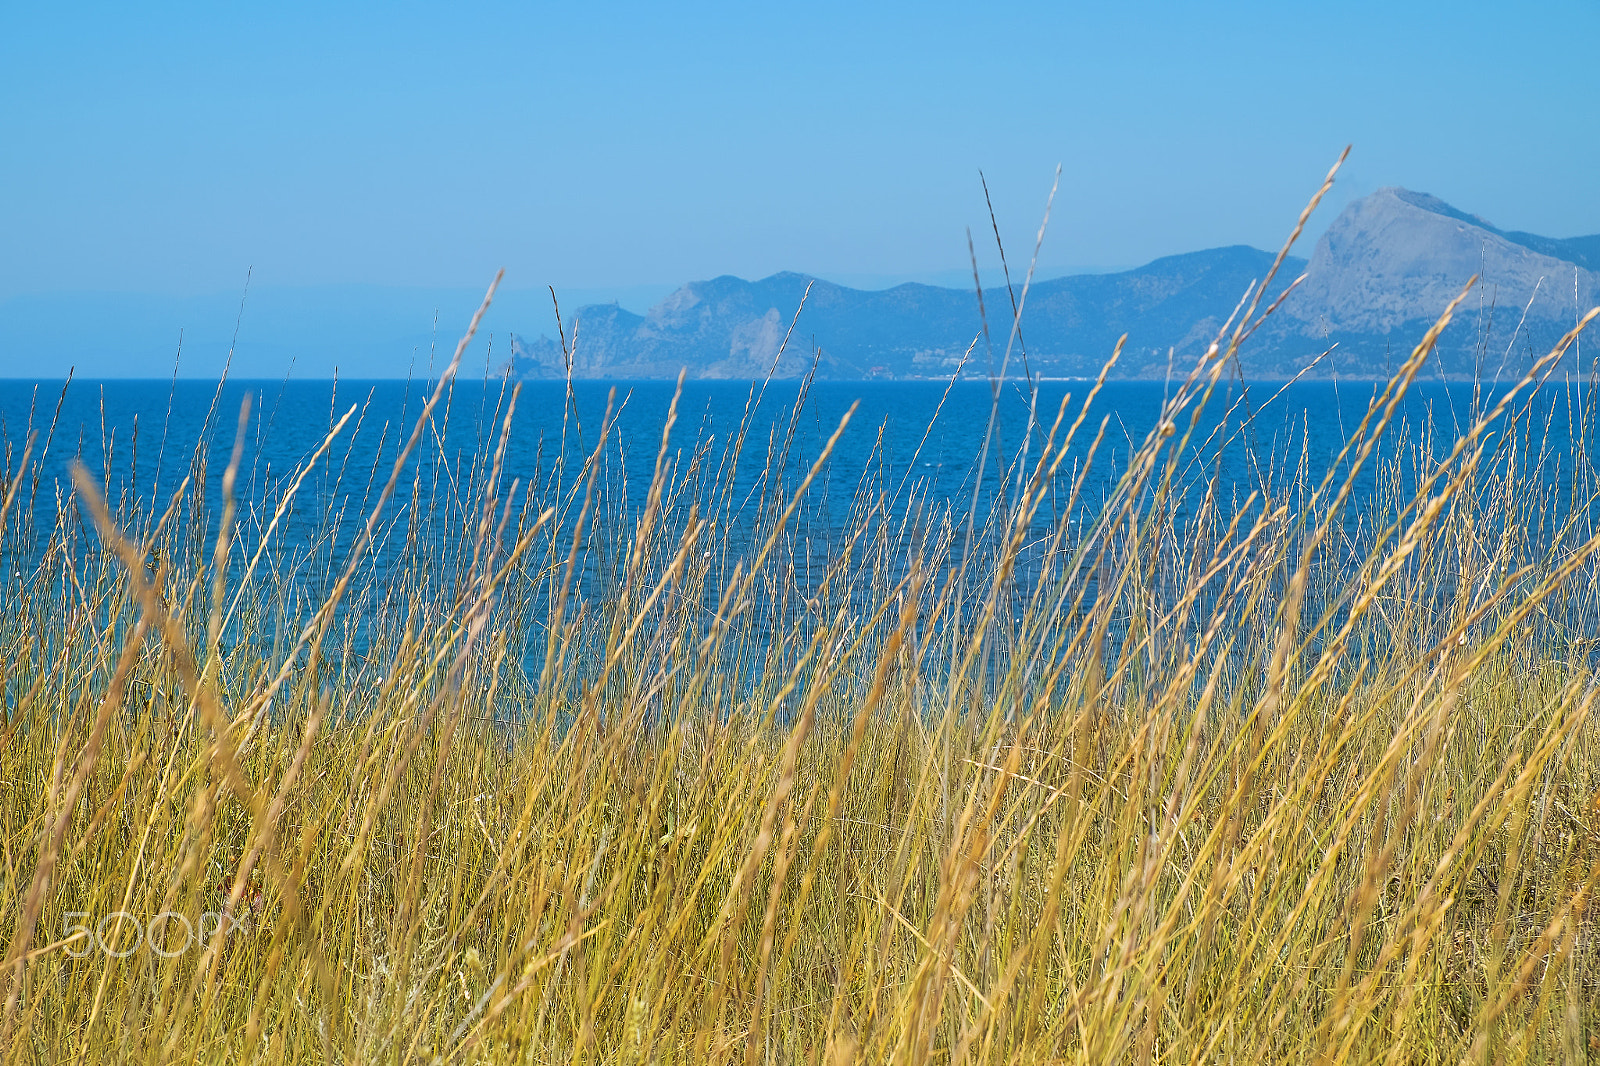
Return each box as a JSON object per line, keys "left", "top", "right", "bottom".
{"left": 2, "top": 376, "right": 1594, "bottom": 530}
{"left": 2, "top": 375, "right": 1597, "bottom": 683}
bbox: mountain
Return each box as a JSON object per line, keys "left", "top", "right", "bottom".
{"left": 508, "top": 248, "right": 1303, "bottom": 381}
{"left": 507, "top": 188, "right": 1600, "bottom": 381}
{"left": 1260, "top": 187, "right": 1600, "bottom": 377}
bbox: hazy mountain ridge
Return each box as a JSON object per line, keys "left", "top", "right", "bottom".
{"left": 507, "top": 188, "right": 1600, "bottom": 381}
{"left": 508, "top": 247, "right": 1306, "bottom": 381}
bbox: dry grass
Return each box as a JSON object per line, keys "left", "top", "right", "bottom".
{"left": 4, "top": 205, "right": 1600, "bottom": 1064}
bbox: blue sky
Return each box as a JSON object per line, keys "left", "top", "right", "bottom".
{"left": 3, "top": 0, "right": 1598, "bottom": 376}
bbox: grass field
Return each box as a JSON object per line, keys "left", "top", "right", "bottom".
{"left": 5, "top": 197, "right": 1600, "bottom": 1063}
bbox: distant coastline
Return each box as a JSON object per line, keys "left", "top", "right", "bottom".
{"left": 5, "top": 188, "right": 1597, "bottom": 384}
{"left": 505, "top": 187, "right": 1600, "bottom": 384}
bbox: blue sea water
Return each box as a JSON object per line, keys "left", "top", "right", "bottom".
{"left": 2, "top": 374, "right": 1597, "bottom": 682}
{"left": 1, "top": 375, "right": 1593, "bottom": 540}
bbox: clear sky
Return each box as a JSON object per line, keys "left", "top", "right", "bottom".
{"left": 3, "top": 0, "right": 1599, "bottom": 376}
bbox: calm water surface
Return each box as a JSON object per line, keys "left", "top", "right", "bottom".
{"left": 2, "top": 376, "right": 1597, "bottom": 664}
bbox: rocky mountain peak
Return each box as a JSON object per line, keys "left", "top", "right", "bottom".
{"left": 1286, "top": 187, "right": 1599, "bottom": 337}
